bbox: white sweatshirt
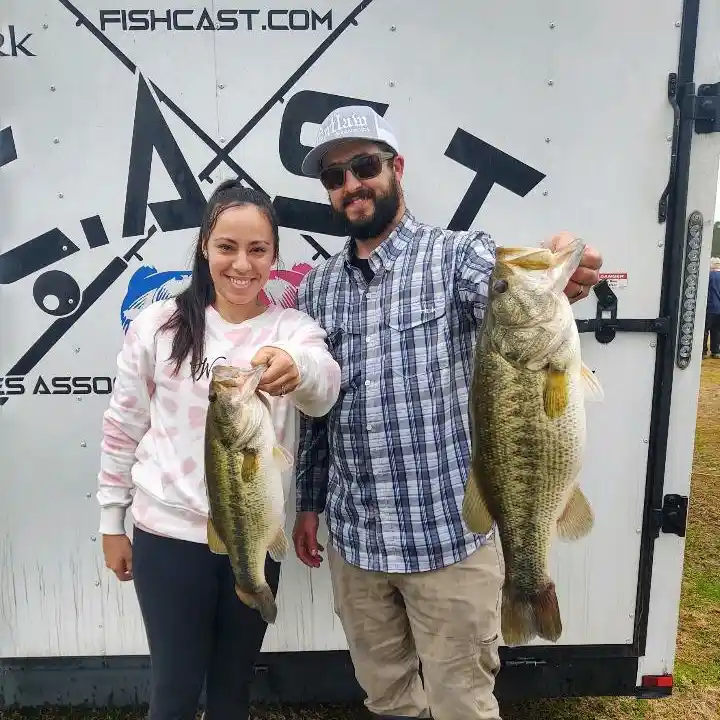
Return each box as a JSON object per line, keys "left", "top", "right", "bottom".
{"left": 96, "top": 299, "right": 341, "bottom": 544}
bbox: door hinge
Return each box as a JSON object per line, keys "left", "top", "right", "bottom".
{"left": 658, "top": 74, "right": 720, "bottom": 223}
{"left": 650, "top": 494, "right": 689, "bottom": 539}
{"left": 575, "top": 280, "right": 670, "bottom": 343}
{"left": 693, "top": 82, "right": 720, "bottom": 134}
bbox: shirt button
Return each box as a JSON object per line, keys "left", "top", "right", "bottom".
{"left": 367, "top": 423, "right": 373, "bottom": 431}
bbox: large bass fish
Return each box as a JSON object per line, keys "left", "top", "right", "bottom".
{"left": 462, "top": 238, "right": 604, "bottom": 646}
{"left": 204, "top": 363, "right": 292, "bottom": 624}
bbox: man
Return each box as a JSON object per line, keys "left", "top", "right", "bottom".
{"left": 291, "top": 106, "right": 602, "bottom": 720}
{"left": 704, "top": 257, "right": 720, "bottom": 358}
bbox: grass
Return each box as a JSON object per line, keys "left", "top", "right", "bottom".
{"left": 2, "top": 363, "right": 719, "bottom": 720}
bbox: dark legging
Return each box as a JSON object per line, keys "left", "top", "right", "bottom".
{"left": 131, "top": 525, "right": 281, "bottom": 720}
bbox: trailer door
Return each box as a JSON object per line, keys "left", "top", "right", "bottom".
{"left": 1, "top": 0, "right": 720, "bottom": 706}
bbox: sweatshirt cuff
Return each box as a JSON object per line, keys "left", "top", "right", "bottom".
{"left": 99, "top": 506, "right": 128, "bottom": 535}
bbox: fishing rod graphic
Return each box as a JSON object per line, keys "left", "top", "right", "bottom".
{"left": 0, "top": 226, "right": 157, "bottom": 407}
{"left": 2, "top": 0, "right": 363, "bottom": 405}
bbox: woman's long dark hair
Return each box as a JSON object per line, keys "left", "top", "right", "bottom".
{"left": 157, "top": 178, "right": 280, "bottom": 380}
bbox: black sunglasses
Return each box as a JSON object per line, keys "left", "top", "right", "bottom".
{"left": 320, "top": 151, "right": 396, "bottom": 191}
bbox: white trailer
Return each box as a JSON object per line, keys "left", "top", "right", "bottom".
{"left": 1, "top": 0, "right": 719, "bottom": 708}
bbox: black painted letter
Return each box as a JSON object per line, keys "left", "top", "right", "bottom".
{"left": 122, "top": 74, "right": 207, "bottom": 238}
{"left": 445, "top": 129, "right": 545, "bottom": 231}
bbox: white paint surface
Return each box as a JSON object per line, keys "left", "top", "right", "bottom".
{"left": 0, "top": 0, "right": 719, "bottom": 678}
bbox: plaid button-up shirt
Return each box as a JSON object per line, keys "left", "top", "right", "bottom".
{"left": 295, "top": 210, "right": 496, "bottom": 573}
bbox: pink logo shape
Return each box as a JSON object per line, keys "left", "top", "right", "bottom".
{"left": 259, "top": 263, "right": 313, "bottom": 309}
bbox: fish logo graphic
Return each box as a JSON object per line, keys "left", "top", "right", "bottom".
{"left": 120, "top": 263, "right": 313, "bottom": 333}
{"left": 120, "top": 265, "right": 192, "bottom": 333}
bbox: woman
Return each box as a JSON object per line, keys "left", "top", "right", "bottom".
{"left": 97, "top": 179, "right": 340, "bottom": 720}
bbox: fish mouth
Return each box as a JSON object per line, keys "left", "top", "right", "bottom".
{"left": 210, "top": 364, "right": 268, "bottom": 407}
{"left": 211, "top": 364, "right": 267, "bottom": 381}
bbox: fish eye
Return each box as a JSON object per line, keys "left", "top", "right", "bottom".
{"left": 208, "top": 391, "right": 217, "bottom": 402}
{"left": 493, "top": 279, "right": 509, "bottom": 294}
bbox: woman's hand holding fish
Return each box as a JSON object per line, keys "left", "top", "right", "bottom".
{"left": 102, "top": 534, "right": 133, "bottom": 582}
{"left": 547, "top": 231, "right": 603, "bottom": 303}
{"left": 251, "top": 346, "right": 301, "bottom": 396}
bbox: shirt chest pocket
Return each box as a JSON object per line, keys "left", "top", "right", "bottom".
{"left": 383, "top": 300, "right": 452, "bottom": 383}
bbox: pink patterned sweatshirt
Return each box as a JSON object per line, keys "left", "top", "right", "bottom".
{"left": 96, "top": 299, "right": 341, "bottom": 544}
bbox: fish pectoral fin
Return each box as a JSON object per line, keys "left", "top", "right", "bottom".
{"left": 268, "top": 527, "right": 289, "bottom": 562}
{"left": 241, "top": 451, "right": 260, "bottom": 481}
{"left": 544, "top": 368, "right": 568, "bottom": 418}
{"left": 207, "top": 518, "right": 228, "bottom": 555}
{"left": 461, "top": 471, "right": 494, "bottom": 534}
{"left": 557, "top": 485, "right": 595, "bottom": 541}
{"left": 581, "top": 362, "right": 605, "bottom": 402}
{"left": 272, "top": 445, "right": 293, "bottom": 472}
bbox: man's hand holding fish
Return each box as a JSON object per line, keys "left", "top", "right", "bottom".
{"left": 546, "top": 230, "right": 603, "bottom": 302}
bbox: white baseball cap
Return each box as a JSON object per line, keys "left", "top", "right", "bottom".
{"left": 300, "top": 105, "right": 400, "bottom": 178}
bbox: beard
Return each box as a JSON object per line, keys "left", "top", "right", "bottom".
{"left": 330, "top": 175, "right": 402, "bottom": 241}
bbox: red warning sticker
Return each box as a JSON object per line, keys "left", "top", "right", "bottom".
{"left": 599, "top": 272, "right": 628, "bottom": 289}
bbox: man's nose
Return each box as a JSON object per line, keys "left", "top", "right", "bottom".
{"left": 343, "top": 170, "right": 362, "bottom": 192}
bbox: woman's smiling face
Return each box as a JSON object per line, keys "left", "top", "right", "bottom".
{"left": 204, "top": 204, "right": 277, "bottom": 313}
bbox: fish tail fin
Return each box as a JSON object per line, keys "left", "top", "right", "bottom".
{"left": 235, "top": 582, "right": 278, "bottom": 625}
{"left": 501, "top": 580, "right": 562, "bottom": 646}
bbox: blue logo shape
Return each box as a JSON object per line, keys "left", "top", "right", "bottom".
{"left": 121, "top": 265, "right": 192, "bottom": 333}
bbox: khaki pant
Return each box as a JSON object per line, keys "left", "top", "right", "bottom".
{"left": 328, "top": 538, "right": 504, "bottom": 720}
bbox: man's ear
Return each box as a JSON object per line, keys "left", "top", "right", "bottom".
{"left": 392, "top": 154, "right": 405, "bottom": 180}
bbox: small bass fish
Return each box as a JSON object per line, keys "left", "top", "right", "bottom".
{"left": 204, "top": 363, "right": 292, "bottom": 624}
{"left": 462, "top": 238, "right": 604, "bottom": 646}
